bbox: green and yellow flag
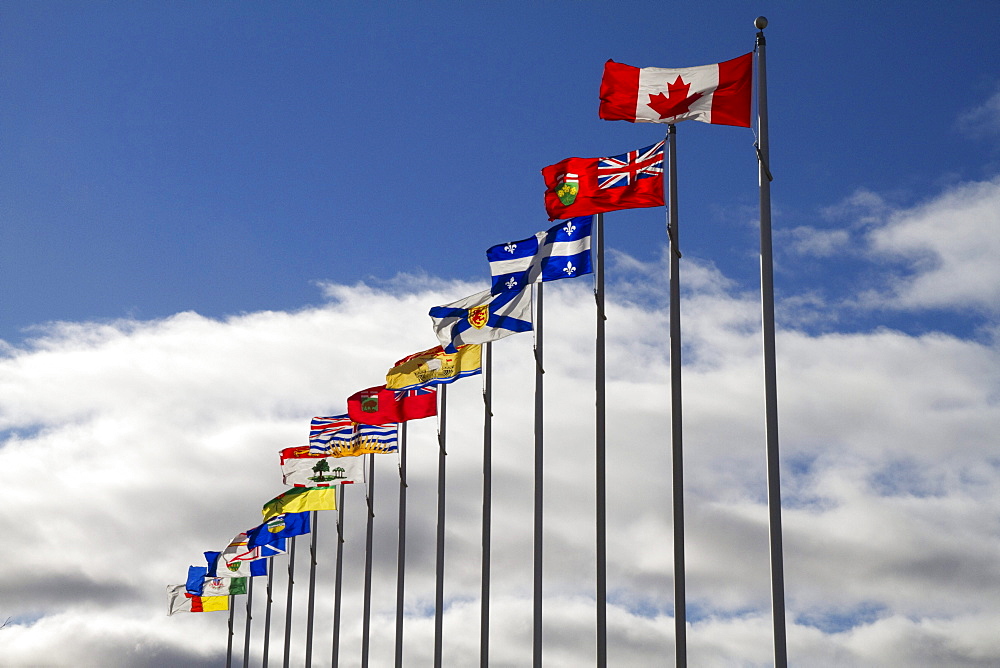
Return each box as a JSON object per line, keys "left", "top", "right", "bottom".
{"left": 263, "top": 486, "right": 337, "bottom": 520}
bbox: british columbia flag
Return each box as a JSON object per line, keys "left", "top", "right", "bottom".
{"left": 309, "top": 414, "right": 352, "bottom": 448}
{"left": 597, "top": 140, "right": 664, "bottom": 190}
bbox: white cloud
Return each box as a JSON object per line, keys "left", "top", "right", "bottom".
{"left": 957, "top": 90, "right": 1000, "bottom": 138}
{"left": 1, "top": 260, "right": 999, "bottom": 665}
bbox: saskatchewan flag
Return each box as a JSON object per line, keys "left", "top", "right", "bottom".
{"left": 263, "top": 486, "right": 337, "bottom": 520}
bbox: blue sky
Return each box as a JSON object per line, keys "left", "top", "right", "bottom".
{"left": 3, "top": 2, "right": 1000, "bottom": 666}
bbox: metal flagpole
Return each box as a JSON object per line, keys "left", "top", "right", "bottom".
{"left": 480, "top": 342, "right": 493, "bottom": 668}
{"left": 362, "top": 453, "right": 377, "bottom": 667}
{"left": 226, "top": 595, "right": 235, "bottom": 668}
{"left": 594, "top": 212, "right": 607, "bottom": 667}
{"left": 262, "top": 557, "right": 274, "bottom": 668}
{"left": 282, "top": 536, "right": 297, "bottom": 668}
{"left": 242, "top": 572, "right": 254, "bottom": 668}
{"left": 395, "top": 421, "right": 408, "bottom": 668}
{"left": 433, "top": 383, "right": 448, "bottom": 668}
{"left": 666, "top": 123, "right": 688, "bottom": 666}
{"left": 533, "top": 282, "right": 544, "bottom": 668}
{"left": 754, "top": 16, "right": 788, "bottom": 667}
{"left": 304, "top": 511, "right": 319, "bottom": 667}
{"left": 331, "top": 484, "right": 347, "bottom": 667}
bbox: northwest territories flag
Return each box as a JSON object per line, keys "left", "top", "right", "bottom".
{"left": 247, "top": 512, "right": 311, "bottom": 549}
{"left": 167, "top": 584, "right": 228, "bottom": 615}
{"left": 187, "top": 567, "right": 248, "bottom": 596}
{"left": 487, "top": 217, "right": 593, "bottom": 294}
{"left": 309, "top": 414, "right": 353, "bottom": 449}
{"left": 206, "top": 549, "right": 270, "bottom": 578}
{"left": 280, "top": 445, "right": 365, "bottom": 487}
{"left": 429, "top": 288, "right": 532, "bottom": 353}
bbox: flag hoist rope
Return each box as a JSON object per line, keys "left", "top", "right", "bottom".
{"left": 395, "top": 421, "right": 408, "bottom": 668}
{"left": 754, "top": 16, "right": 788, "bottom": 668}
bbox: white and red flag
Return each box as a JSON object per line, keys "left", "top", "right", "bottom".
{"left": 599, "top": 53, "right": 752, "bottom": 127}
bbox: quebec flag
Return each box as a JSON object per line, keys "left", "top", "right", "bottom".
{"left": 486, "top": 216, "right": 593, "bottom": 294}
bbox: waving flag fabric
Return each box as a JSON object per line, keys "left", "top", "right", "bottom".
{"left": 542, "top": 141, "right": 664, "bottom": 220}
{"left": 189, "top": 574, "right": 248, "bottom": 597}
{"left": 280, "top": 446, "right": 365, "bottom": 487}
{"left": 186, "top": 566, "right": 209, "bottom": 594}
{"left": 429, "top": 288, "right": 532, "bottom": 353}
{"left": 206, "top": 548, "right": 271, "bottom": 578}
{"left": 309, "top": 414, "right": 353, "bottom": 448}
{"left": 167, "top": 584, "right": 228, "bottom": 615}
{"left": 347, "top": 385, "right": 437, "bottom": 425}
{"left": 385, "top": 344, "right": 482, "bottom": 390}
{"left": 329, "top": 422, "right": 398, "bottom": 457}
{"left": 599, "top": 53, "right": 752, "bottom": 127}
{"left": 263, "top": 486, "right": 338, "bottom": 520}
{"left": 247, "top": 512, "right": 311, "bottom": 549}
{"left": 487, "top": 217, "right": 593, "bottom": 294}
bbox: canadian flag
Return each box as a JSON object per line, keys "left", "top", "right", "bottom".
{"left": 599, "top": 53, "right": 752, "bottom": 128}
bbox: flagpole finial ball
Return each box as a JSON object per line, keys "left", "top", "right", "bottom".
{"left": 754, "top": 16, "right": 768, "bottom": 30}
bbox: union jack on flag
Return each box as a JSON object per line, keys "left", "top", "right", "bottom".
{"left": 597, "top": 140, "right": 664, "bottom": 190}
{"left": 393, "top": 386, "right": 437, "bottom": 401}
{"left": 309, "top": 414, "right": 352, "bottom": 448}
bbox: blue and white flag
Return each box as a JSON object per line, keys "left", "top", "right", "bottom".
{"left": 429, "top": 287, "right": 532, "bottom": 353}
{"left": 487, "top": 216, "right": 593, "bottom": 294}
{"left": 329, "top": 422, "right": 398, "bottom": 456}
{"left": 247, "top": 512, "right": 311, "bottom": 549}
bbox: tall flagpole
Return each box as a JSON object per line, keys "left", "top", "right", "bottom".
{"left": 262, "top": 557, "right": 274, "bottom": 668}
{"left": 242, "top": 573, "right": 254, "bottom": 668}
{"left": 594, "top": 212, "right": 607, "bottom": 667}
{"left": 282, "top": 536, "right": 296, "bottom": 668}
{"left": 226, "top": 595, "right": 235, "bottom": 668}
{"left": 331, "top": 484, "right": 347, "bottom": 667}
{"left": 666, "top": 123, "right": 687, "bottom": 666}
{"left": 480, "top": 343, "right": 493, "bottom": 668}
{"left": 395, "top": 422, "right": 408, "bottom": 668}
{"left": 755, "top": 16, "right": 788, "bottom": 668}
{"left": 533, "top": 282, "right": 544, "bottom": 668}
{"left": 304, "top": 511, "right": 319, "bottom": 667}
{"left": 434, "top": 383, "right": 448, "bottom": 668}
{"left": 362, "top": 453, "right": 377, "bottom": 667}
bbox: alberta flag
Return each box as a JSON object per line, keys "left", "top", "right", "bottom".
{"left": 487, "top": 217, "right": 592, "bottom": 294}
{"left": 429, "top": 288, "right": 532, "bottom": 353}
{"left": 247, "top": 511, "right": 311, "bottom": 549}
{"left": 599, "top": 53, "right": 752, "bottom": 127}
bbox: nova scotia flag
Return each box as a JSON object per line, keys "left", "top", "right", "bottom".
{"left": 487, "top": 216, "right": 593, "bottom": 294}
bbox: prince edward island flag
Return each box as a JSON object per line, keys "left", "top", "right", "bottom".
{"left": 429, "top": 287, "right": 532, "bottom": 353}
{"left": 487, "top": 216, "right": 593, "bottom": 294}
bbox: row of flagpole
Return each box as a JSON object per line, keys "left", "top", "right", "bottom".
{"left": 195, "top": 17, "right": 787, "bottom": 668}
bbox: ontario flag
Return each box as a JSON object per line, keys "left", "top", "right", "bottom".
{"left": 599, "top": 53, "right": 752, "bottom": 127}
{"left": 347, "top": 385, "right": 437, "bottom": 425}
{"left": 542, "top": 141, "right": 664, "bottom": 220}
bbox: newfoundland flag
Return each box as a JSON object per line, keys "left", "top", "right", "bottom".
{"left": 599, "top": 53, "right": 752, "bottom": 127}
{"left": 542, "top": 141, "right": 664, "bottom": 221}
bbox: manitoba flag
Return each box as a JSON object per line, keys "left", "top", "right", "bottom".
{"left": 346, "top": 384, "right": 437, "bottom": 425}
{"left": 599, "top": 53, "right": 752, "bottom": 127}
{"left": 542, "top": 141, "right": 664, "bottom": 220}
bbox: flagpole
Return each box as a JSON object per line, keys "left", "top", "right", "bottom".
{"left": 434, "top": 383, "right": 448, "bottom": 668}
{"left": 480, "top": 342, "right": 493, "bottom": 668}
{"left": 304, "top": 511, "right": 319, "bottom": 667}
{"left": 666, "top": 123, "right": 688, "bottom": 666}
{"left": 331, "top": 484, "right": 347, "bottom": 667}
{"left": 594, "top": 212, "right": 607, "bottom": 667}
{"left": 533, "top": 282, "right": 544, "bottom": 668}
{"left": 395, "top": 421, "right": 408, "bottom": 668}
{"left": 755, "top": 16, "right": 788, "bottom": 667}
{"left": 242, "top": 572, "right": 254, "bottom": 668}
{"left": 362, "top": 453, "right": 377, "bottom": 667}
{"left": 226, "top": 595, "right": 235, "bottom": 668}
{"left": 262, "top": 557, "right": 274, "bottom": 668}
{"left": 282, "top": 535, "right": 296, "bottom": 668}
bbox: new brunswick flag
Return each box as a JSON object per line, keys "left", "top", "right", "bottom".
{"left": 385, "top": 344, "right": 482, "bottom": 390}
{"left": 263, "top": 486, "right": 337, "bottom": 520}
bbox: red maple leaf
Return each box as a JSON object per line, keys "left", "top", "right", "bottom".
{"left": 646, "top": 76, "right": 702, "bottom": 119}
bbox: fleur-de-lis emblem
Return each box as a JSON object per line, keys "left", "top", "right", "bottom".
{"left": 563, "top": 221, "right": 576, "bottom": 236}
{"left": 563, "top": 261, "right": 576, "bottom": 276}
{"left": 505, "top": 277, "right": 518, "bottom": 289}
{"left": 505, "top": 242, "right": 517, "bottom": 254}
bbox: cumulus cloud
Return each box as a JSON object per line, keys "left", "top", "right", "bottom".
{"left": 1, "top": 253, "right": 999, "bottom": 666}
{"left": 957, "top": 90, "right": 1000, "bottom": 138}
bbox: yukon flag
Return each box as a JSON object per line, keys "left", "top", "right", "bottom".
{"left": 599, "top": 53, "right": 752, "bottom": 127}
